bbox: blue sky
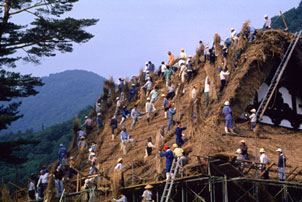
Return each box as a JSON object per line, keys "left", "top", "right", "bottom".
{"left": 14, "top": 0, "right": 301, "bottom": 81}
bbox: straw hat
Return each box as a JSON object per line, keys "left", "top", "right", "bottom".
{"left": 161, "top": 94, "right": 166, "bottom": 97}
{"left": 117, "top": 158, "right": 123, "bottom": 163}
{"left": 240, "top": 140, "right": 246, "bottom": 143}
{"left": 172, "top": 144, "right": 178, "bottom": 148}
{"left": 259, "top": 148, "right": 265, "bottom": 153}
{"left": 181, "top": 48, "right": 184, "bottom": 51}
{"left": 250, "top": 109, "right": 256, "bottom": 113}
{"left": 145, "top": 184, "right": 153, "bottom": 189}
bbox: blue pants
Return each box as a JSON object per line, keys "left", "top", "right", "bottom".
{"left": 166, "top": 164, "right": 172, "bottom": 173}
{"left": 225, "top": 118, "right": 233, "bottom": 128}
{"left": 278, "top": 167, "right": 286, "bottom": 180}
{"left": 55, "top": 179, "right": 63, "bottom": 198}
{"left": 111, "top": 126, "right": 117, "bottom": 135}
{"left": 167, "top": 117, "right": 173, "bottom": 132}
{"left": 176, "top": 138, "right": 184, "bottom": 147}
{"left": 68, "top": 167, "right": 76, "bottom": 179}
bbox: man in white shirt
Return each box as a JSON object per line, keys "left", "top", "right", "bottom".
{"left": 145, "top": 98, "right": 157, "bottom": 123}
{"left": 230, "top": 28, "right": 237, "bottom": 38}
{"left": 115, "top": 158, "right": 124, "bottom": 171}
{"left": 219, "top": 67, "right": 230, "bottom": 93}
{"left": 260, "top": 148, "right": 269, "bottom": 179}
{"left": 264, "top": 14, "right": 271, "bottom": 30}
{"left": 37, "top": 171, "right": 49, "bottom": 199}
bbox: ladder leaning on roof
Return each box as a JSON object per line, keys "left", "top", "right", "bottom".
{"left": 160, "top": 158, "right": 181, "bottom": 202}
{"left": 256, "top": 30, "right": 302, "bottom": 121}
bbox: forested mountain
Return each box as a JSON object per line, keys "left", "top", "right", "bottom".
{"left": 2, "top": 70, "right": 105, "bottom": 134}
{"left": 271, "top": 1, "right": 302, "bottom": 32}
{"left": 0, "top": 106, "right": 92, "bottom": 186}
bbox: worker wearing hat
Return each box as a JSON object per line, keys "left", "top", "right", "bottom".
{"left": 260, "top": 148, "right": 269, "bottom": 179}
{"left": 54, "top": 165, "right": 64, "bottom": 198}
{"left": 264, "top": 14, "right": 271, "bottom": 30}
{"left": 222, "top": 101, "right": 236, "bottom": 134}
{"left": 240, "top": 140, "right": 248, "bottom": 160}
{"left": 130, "top": 105, "right": 144, "bottom": 129}
{"left": 128, "top": 83, "right": 137, "bottom": 102}
{"left": 96, "top": 112, "right": 103, "bottom": 134}
{"left": 235, "top": 148, "right": 244, "bottom": 171}
{"left": 142, "top": 184, "right": 153, "bottom": 201}
{"left": 276, "top": 148, "right": 286, "bottom": 181}
{"left": 145, "top": 97, "right": 158, "bottom": 123}
{"left": 173, "top": 144, "right": 186, "bottom": 169}
{"left": 175, "top": 122, "right": 187, "bottom": 147}
{"left": 230, "top": 28, "right": 237, "bottom": 38}
{"left": 168, "top": 51, "right": 174, "bottom": 66}
{"left": 58, "top": 143, "right": 67, "bottom": 165}
{"left": 115, "top": 158, "right": 124, "bottom": 171}
{"left": 159, "top": 145, "right": 174, "bottom": 180}
{"left": 161, "top": 93, "right": 169, "bottom": 119}
{"left": 114, "top": 96, "right": 122, "bottom": 116}
{"left": 167, "top": 103, "right": 176, "bottom": 133}
{"left": 68, "top": 156, "right": 76, "bottom": 179}
{"left": 120, "top": 105, "right": 131, "bottom": 125}
{"left": 141, "top": 76, "right": 153, "bottom": 97}
{"left": 110, "top": 115, "right": 118, "bottom": 140}
{"left": 249, "top": 109, "right": 257, "bottom": 131}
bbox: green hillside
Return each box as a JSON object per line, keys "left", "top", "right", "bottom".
{"left": 271, "top": 1, "right": 302, "bottom": 32}
{"left": 2, "top": 70, "right": 105, "bottom": 134}
{"left": 0, "top": 106, "right": 92, "bottom": 186}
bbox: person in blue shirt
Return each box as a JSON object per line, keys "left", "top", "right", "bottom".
{"left": 222, "top": 101, "right": 236, "bottom": 134}
{"left": 58, "top": 144, "right": 67, "bottom": 165}
{"left": 148, "top": 61, "right": 155, "bottom": 72}
{"left": 175, "top": 122, "right": 187, "bottom": 146}
{"left": 128, "top": 84, "right": 137, "bottom": 102}
{"left": 162, "top": 94, "right": 169, "bottom": 119}
{"left": 120, "top": 126, "right": 134, "bottom": 155}
{"left": 120, "top": 106, "right": 131, "bottom": 125}
{"left": 276, "top": 148, "right": 286, "bottom": 181}
{"left": 96, "top": 113, "right": 103, "bottom": 134}
{"left": 159, "top": 145, "right": 174, "bottom": 180}
{"left": 167, "top": 104, "right": 176, "bottom": 132}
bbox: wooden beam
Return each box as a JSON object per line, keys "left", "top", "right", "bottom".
{"left": 260, "top": 163, "right": 275, "bottom": 177}
{"left": 76, "top": 173, "right": 80, "bottom": 192}
{"left": 286, "top": 166, "right": 298, "bottom": 180}
{"left": 287, "top": 169, "right": 302, "bottom": 181}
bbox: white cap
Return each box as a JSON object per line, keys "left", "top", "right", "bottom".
{"left": 231, "top": 28, "right": 235, "bottom": 31}
{"left": 264, "top": 14, "right": 268, "bottom": 18}
{"left": 224, "top": 101, "right": 230, "bottom": 106}
{"left": 85, "top": 116, "right": 88, "bottom": 119}
{"left": 236, "top": 149, "right": 242, "bottom": 154}
{"left": 132, "top": 84, "right": 135, "bottom": 86}
{"left": 250, "top": 109, "right": 256, "bottom": 113}
{"left": 89, "top": 148, "right": 92, "bottom": 152}
{"left": 97, "top": 113, "right": 101, "bottom": 116}
{"left": 60, "top": 143, "right": 64, "bottom": 147}
{"left": 116, "top": 97, "right": 119, "bottom": 100}
{"left": 97, "top": 103, "right": 101, "bottom": 106}
{"left": 147, "top": 97, "right": 150, "bottom": 101}
{"left": 91, "top": 152, "right": 96, "bottom": 156}
{"left": 276, "top": 148, "right": 282, "bottom": 152}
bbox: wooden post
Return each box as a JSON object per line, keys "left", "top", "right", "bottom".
{"left": 76, "top": 173, "right": 80, "bottom": 192}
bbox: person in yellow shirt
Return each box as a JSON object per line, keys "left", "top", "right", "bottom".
{"left": 172, "top": 144, "right": 186, "bottom": 167}
{"left": 68, "top": 156, "right": 77, "bottom": 179}
{"left": 168, "top": 51, "right": 174, "bottom": 66}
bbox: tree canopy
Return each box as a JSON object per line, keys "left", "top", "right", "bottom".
{"left": 0, "top": 0, "right": 98, "bottom": 130}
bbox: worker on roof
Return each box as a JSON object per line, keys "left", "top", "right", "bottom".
{"left": 240, "top": 140, "right": 248, "bottom": 160}
{"left": 68, "top": 156, "right": 77, "bottom": 179}
{"left": 110, "top": 115, "right": 118, "bottom": 140}
{"left": 204, "top": 76, "right": 210, "bottom": 107}
{"left": 230, "top": 28, "right": 237, "bottom": 38}
{"left": 175, "top": 122, "right": 187, "bottom": 147}
{"left": 161, "top": 94, "right": 169, "bottom": 119}
{"left": 168, "top": 51, "right": 174, "bottom": 66}
{"left": 219, "top": 66, "right": 230, "bottom": 94}
{"left": 164, "top": 66, "right": 174, "bottom": 86}
{"left": 90, "top": 141, "right": 97, "bottom": 153}
{"left": 235, "top": 148, "right": 244, "bottom": 172}
{"left": 141, "top": 77, "right": 153, "bottom": 97}
{"left": 128, "top": 84, "right": 137, "bottom": 102}
{"left": 191, "top": 86, "right": 197, "bottom": 101}
{"left": 77, "top": 129, "right": 86, "bottom": 138}
{"left": 120, "top": 106, "right": 131, "bottom": 125}
{"left": 198, "top": 41, "right": 205, "bottom": 57}
{"left": 249, "top": 109, "right": 257, "bottom": 131}
{"left": 173, "top": 144, "right": 186, "bottom": 168}
{"left": 37, "top": 170, "right": 49, "bottom": 199}
{"left": 61, "top": 154, "right": 69, "bottom": 173}
{"left": 78, "top": 135, "right": 87, "bottom": 150}
{"left": 130, "top": 105, "right": 144, "bottom": 129}
{"left": 276, "top": 148, "right": 286, "bottom": 181}
{"left": 160, "top": 125, "right": 166, "bottom": 138}
{"left": 264, "top": 14, "right": 271, "bottom": 30}
{"left": 118, "top": 78, "right": 125, "bottom": 93}
{"left": 167, "top": 104, "right": 176, "bottom": 133}
{"left": 95, "top": 102, "right": 101, "bottom": 114}
{"left": 186, "top": 55, "right": 194, "bottom": 83}
{"left": 222, "top": 101, "right": 236, "bottom": 134}
{"left": 179, "top": 48, "right": 187, "bottom": 66}
{"left": 158, "top": 61, "right": 167, "bottom": 78}
{"left": 166, "top": 82, "right": 175, "bottom": 100}
{"left": 145, "top": 97, "right": 158, "bottom": 123}
{"left": 89, "top": 153, "right": 98, "bottom": 174}
{"left": 54, "top": 166, "right": 64, "bottom": 198}
{"left": 114, "top": 193, "right": 128, "bottom": 202}
{"left": 225, "top": 37, "right": 234, "bottom": 49}
{"left": 96, "top": 113, "right": 103, "bottom": 134}
{"left": 150, "top": 86, "right": 160, "bottom": 103}
{"left": 58, "top": 143, "right": 67, "bottom": 165}
{"left": 142, "top": 184, "right": 153, "bottom": 202}
{"left": 114, "top": 97, "right": 122, "bottom": 116}
{"left": 148, "top": 61, "right": 155, "bottom": 73}
{"left": 84, "top": 116, "right": 93, "bottom": 135}
{"left": 259, "top": 148, "right": 269, "bottom": 179}
{"left": 115, "top": 158, "right": 124, "bottom": 171}
{"left": 222, "top": 46, "right": 228, "bottom": 69}
{"left": 159, "top": 145, "right": 174, "bottom": 180}
{"left": 144, "top": 137, "right": 156, "bottom": 159}
{"left": 120, "top": 126, "right": 134, "bottom": 155}
{"left": 248, "top": 26, "right": 257, "bottom": 43}
{"left": 28, "top": 175, "right": 36, "bottom": 200}
{"left": 179, "top": 62, "right": 187, "bottom": 84}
